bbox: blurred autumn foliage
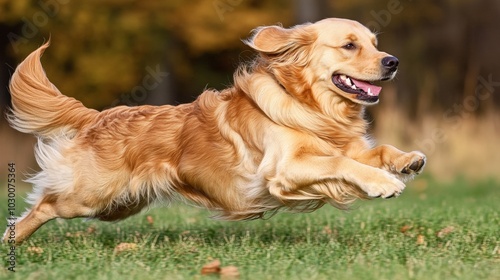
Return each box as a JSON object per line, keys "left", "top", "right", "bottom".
{"left": 1, "top": 0, "right": 499, "bottom": 111}
{"left": 0, "top": 0, "right": 499, "bottom": 178}
{"left": 0, "top": 0, "right": 295, "bottom": 108}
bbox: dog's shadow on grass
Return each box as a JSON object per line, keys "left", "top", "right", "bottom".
{"left": 90, "top": 222, "right": 316, "bottom": 248}
{"left": 73, "top": 213, "right": 396, "bottom": 249}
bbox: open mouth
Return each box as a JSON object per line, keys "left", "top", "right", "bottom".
{"left": 332, "top": 74, "right": 382, "bottom": 103}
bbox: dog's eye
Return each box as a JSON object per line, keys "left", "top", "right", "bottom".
{"left": 342, "top": 43, "right": 356, "bottom": 50}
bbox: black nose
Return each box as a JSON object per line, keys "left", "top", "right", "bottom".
{"left": 382, "top": 56, "right": 399, "bottom": 72}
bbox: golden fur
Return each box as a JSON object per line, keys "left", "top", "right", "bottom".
{"left": 3, "top": 18, "right": 425, "bottom": 243}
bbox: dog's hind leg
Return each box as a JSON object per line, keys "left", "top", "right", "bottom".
{"left": 2, "top": 193, "right": 95, "bottom": 244}
{"left": 3, "top": 195, "right": 57, "bottom": 244}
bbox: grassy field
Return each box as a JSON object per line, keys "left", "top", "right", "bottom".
{"left": 1, "top": 176, "right": 499, "bottom": 280}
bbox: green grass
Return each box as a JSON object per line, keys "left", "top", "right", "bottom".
{"left": 1, "top": 177, "right": 499, "bottom": 279}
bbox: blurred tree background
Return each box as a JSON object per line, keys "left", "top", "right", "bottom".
{"left": 0, "top": 0, "right": 499, "bottom": 180}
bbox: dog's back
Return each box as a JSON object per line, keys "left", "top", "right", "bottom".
{"left": 4, "top": 43, "right": 277, "bottom": 243}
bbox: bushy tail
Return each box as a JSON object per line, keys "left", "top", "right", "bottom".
{"left": 8, "top": 42, "right": 99, "bottom": 137}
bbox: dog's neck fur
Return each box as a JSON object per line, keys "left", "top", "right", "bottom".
{"left": 233, "top": 64, "right": 367, "bottom": 147}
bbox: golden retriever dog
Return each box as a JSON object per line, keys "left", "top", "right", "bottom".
{"left": 3, "top": 18, "right": 425, "bottom": 244}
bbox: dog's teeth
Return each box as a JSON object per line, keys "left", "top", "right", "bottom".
{"left": 345, "top": 77, "right": 352, "bottom": 86}
{"left": 351, "top": 84, "right": 357, "bottom": 90}
{"left": 367, "top": 88, "right": 372, "bottom": 95}
{"left": 340, "top": 75, "right": 347, "bottom": 80}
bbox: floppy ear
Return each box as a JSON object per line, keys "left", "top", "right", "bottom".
{"left": 245, "top": 26, "right": 293, "bottom": 53}
{"left": 244, "top": 24, "right": 315, "bottom": 54}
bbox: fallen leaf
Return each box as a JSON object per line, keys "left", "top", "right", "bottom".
{"left": 416, "top": 234, "right": 425, "bottom": 245}
{"left": 220, "top": 265, "right": 240, "bottom": 279}
{"left": 201, "top": 259, "right": 221, "bottom": 275}
{"left": 322, "top": 226, "right": 332, "bottom": 235}
{"left": 400, "top": 225, "right": 412, "bottom": 234}
{"left": 87, "top": 226, "right": 96, "bottom": 234}
{"left": 114, "top": 242, "right": 138, "bottom": 254}
{"left": 188, "top": 246, "right": 198, "bottom": 253}
{"left": 147, "top": 215, "right": 154, "bottom": 225}
{"left": 65, "top": 231, "right": 85, "bottom": 237}
{"left": 27, "top": 246, "right": 44, "bottom": 254}
{"left": 495, "top": 246, "right": 500, "bottom": 255}
{"left": 436, "top": 226, "right": 455, "bottom": 238}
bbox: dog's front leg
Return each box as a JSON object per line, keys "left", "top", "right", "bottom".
{"left": 268, "top": 155, "right": 406, "bottom": 199}
{"left": 352, "top": 145, "right": 426, "bottom": 181}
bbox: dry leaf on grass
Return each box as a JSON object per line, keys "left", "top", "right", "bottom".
{"left": 66, "top": 227, "right": 96, "bottom": 237}
{"left": 322, "top": 226, "right": 338, "bottom": 236}
{"left": 147, "top": 215, "right": 154, "bottom": 225}
{"left": 400, "top": 225, "right": 413, "bottom": 234}
{"left": 416, "top": 234, "right": 425, "bottom": 245}
{"left": 201, "top": 259, "right": 240, "bottom": 279}
{"left": 201, "top": 259, "right": 221, "bottom": 275}
{"left": 220, "top": 265, "right": 240, "bottom": 279}
{"left": 322, "top": 226, "right": 333, "bottom": 235}
{"left": 65, "top": 231, "right": 85, "bottom": 237}
{"left": 436, "top": 226, "right": 455, "bottom": 238}
{"left": 114, "top": 242, "right": 138, "bottom": 254}
{"left": 87, "top": 226, "right": 96, "bottom": 234}
{"left": 27, "top": 246, "right": 44, "bottom": 254}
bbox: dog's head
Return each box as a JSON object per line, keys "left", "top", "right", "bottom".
{"left": 245, "top": 18, "right": 398, "bottom": 107}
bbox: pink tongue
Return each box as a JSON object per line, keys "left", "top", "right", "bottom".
{"left": 351, "top": 78, "right": 382, "bottom": 96}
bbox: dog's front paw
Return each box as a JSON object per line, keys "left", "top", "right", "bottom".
{"left": 360, "top": 172, "right": 406, "bottom": 199}
{"left": 397, "top": 151, "right": 426, "bottom": 175}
